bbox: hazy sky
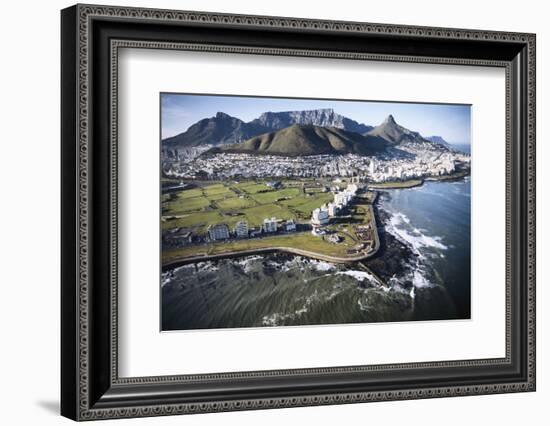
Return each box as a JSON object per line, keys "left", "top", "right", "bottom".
{"left": 161, "top": 93, "right": 471, "bottom": 145}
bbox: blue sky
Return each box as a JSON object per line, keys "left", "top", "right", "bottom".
{"left": 161, "top": 93, "right": 471, "bottom": 145}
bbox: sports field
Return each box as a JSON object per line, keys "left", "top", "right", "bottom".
{"left": 161, "top": 180, "right": 333, "bottom": 234}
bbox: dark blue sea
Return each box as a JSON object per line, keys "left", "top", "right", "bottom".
{"left": 379, "top": 178, "right": 471, "bottom": 319}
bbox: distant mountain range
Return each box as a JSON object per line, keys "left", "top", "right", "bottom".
{"left": 162, "top": 108, "right": 455, "bottom": 157}
{"left": 162, "top": 108, "right": 373, "bottom": 148}
{"left": 425, "top": 135, "right": 452, "bottom": 149}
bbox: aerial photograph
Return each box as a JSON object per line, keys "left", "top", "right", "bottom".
{"left": 160, "top": 94, "right": 471, "bottom": 331}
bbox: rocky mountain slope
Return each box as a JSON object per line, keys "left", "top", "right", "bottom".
{"left": 162, "top": 112, "right": 266, "bottom": 148}
{"left": 163, "top": 108, "right": 373, "bottom": 148}
{"left": 164, "top": 108, "right": 453, "bottom": 158}
{"left": 425, "top": 135, "right": 452, "bottom": 149}
{"left": 249, "top": 108, "right": 373, "bottom": 134}
{"left": 366, "top": 115, "right": 450, "bottom": 154}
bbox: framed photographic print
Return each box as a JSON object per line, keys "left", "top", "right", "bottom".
{"left": 61, "top": 4, "right": 536, "bottom": 421}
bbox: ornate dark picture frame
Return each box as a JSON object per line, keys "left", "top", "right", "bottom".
{"left": 61, "top": 4, "right": 536, "bottom": 421}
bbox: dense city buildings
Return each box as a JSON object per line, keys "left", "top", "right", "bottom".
{"left": 162, "top": 149, "right": 469, "bottom": 183}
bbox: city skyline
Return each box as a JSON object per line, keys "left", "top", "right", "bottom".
{"left": 161, "top": 93, "right": 471, "bottom": 145}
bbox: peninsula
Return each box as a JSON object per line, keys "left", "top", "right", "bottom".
{"left": 161, "top": 110, "right": 470, "bottom": 267}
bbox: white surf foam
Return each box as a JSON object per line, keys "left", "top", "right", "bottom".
{"left": 388, "top": 212, "right": 448, "bottom": 252}
{"left": 412, "top": 270, "right": 431, "bottom": 288}
{"left": 337, "top": 270, "right": 376, "bottom": 283}
{"left": 311, "top": 260, "right": 336, "bottom": 272}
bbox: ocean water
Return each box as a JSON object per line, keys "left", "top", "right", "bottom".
{"left": 162, "top": 179, "right": 471, "bottom": 331}
{"left": 379, "top": 178, "right": 471, "bottom": 319}
{"left": 453, "top": 144, "right": 471, "bottom": 154}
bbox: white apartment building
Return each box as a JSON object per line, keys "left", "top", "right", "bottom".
{"left": 263, "top": 217, "right": 278, "bottom": 233}
{"left": 311, "top": 207, "right": 330, "bottom": 226}
{"left": 333, "top": 183, "right": 357, "bottom": 208}
{"left": 207, "top": 223, "right": 230, "bottom": 241}
{"left": 234, "top": 220, "right": 249, "bottom": 238}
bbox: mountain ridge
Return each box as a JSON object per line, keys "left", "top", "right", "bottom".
{"left": 250, "top": 108, "right": 373, "bottom": 135}
{"left": 163, "top": 108, "right": 374, "bottom": 148}
{"left": 162, "top": 112, "right": 266, "bottom": 148}
{"left": 425, "top": 135, "right": 452, "bottom": 148}
{"left": 366, "top": 114, "right": 425, "bottom": 145}
{"left": 164, "top": 108, "right": 453, "bottom": 158}
{"left": 207, "top": 124, "right": 390, "bottom": 157}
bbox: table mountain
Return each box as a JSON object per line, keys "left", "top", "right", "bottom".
{"left": 163, "top": 108, "right": 372, "bottom": 148}
{"left": 250, "top": 108, "right": 373, "bottom": 134}
{"left": 163, "top": 109, "right": 450, "bottom": 156}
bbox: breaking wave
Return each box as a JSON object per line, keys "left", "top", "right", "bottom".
{"left": 387, "top": 212, "right": 448, "bottom": 253}
{"left": 336, "top": 269, "right": 376, "bottom": 283}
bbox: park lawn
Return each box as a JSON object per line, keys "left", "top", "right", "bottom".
{"left": 204, "top": 184, "right": 233, "bottom": 196}
{"left": 161, "top": 210, "right": 222, "bottom": 232}
{"left": 234, "top": 182, "right": 267, "bottom": 194}
{"left": 305, "top": 187, "right": 327, "bottom": 193}
{"left": 292, "top": 193, "right": 333, "bottom": 215}
{"left": 164, "top": 195, "right": 210, "bottom": 214}
{"left": 163, "top": 204, "right": 295, "bottom": 233}
{"left": 162, "top": 231, "right": 352, "bottom": 263}
{"left": 238, "top": 204, "right": 295, "bottom": 227}
{"left": 177, "top": 187, "right": 204, "bottom": 199}
{"left": 162, "top": 198, "right": 296, "bottom": 234}
{"left": 279, "top": 194, "right": 312, "bottom": 208}
{"left": 161, "top": 180, "right": 374, "bottom": 240}
{"left": 205, "top": 191, "right": 238, "bottom": 201}
{"left": 250, "top": 187, "right": 301, "bottom": 204}
{"left": 216, "top": 197, "right": 257, "bottom": 210}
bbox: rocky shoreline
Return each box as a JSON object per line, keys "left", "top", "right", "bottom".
{"left": 362, "top": 192, "right": 416, "bottom": 284}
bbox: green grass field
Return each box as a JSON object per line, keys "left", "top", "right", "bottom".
{"left": 162, "top": 180, "right": 330, "bottom": 234}
{"left": 162, "top": 231, "right": 354, "bottom": 263}
{"left": 164, "top": 195, "right": 211, "bottom": 214}
{"left": 161, "top": 180, "right": 379, "bottom": 263}
{"left": 162, "top": 210, "right": 221, "bottom": 231}
{"left": 291, "top": 194, "right": 334, "bottom": 216}
{"left": 250, "top": 187, "right": 301, "bottom": 204}
{"left": 237, "top": 204, "right": 295, "bottom": 225}
{"left": 215, "top": 197, "right": 257, "bottom": 210}
{"left": 236, "top": 182, "right": 269, "bottom": 194}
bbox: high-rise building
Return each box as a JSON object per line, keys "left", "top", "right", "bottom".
{"left": 263, "top": 217, "right": 278, "bottom": 233}
{"left": 311, "top": 207, "right": 329, "bottom": 226}
{"left": 207, "top": 223, "right": 230, "bottom": 241}
{"left": 234, "top": 220, "right": 249, "bottom": 238}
